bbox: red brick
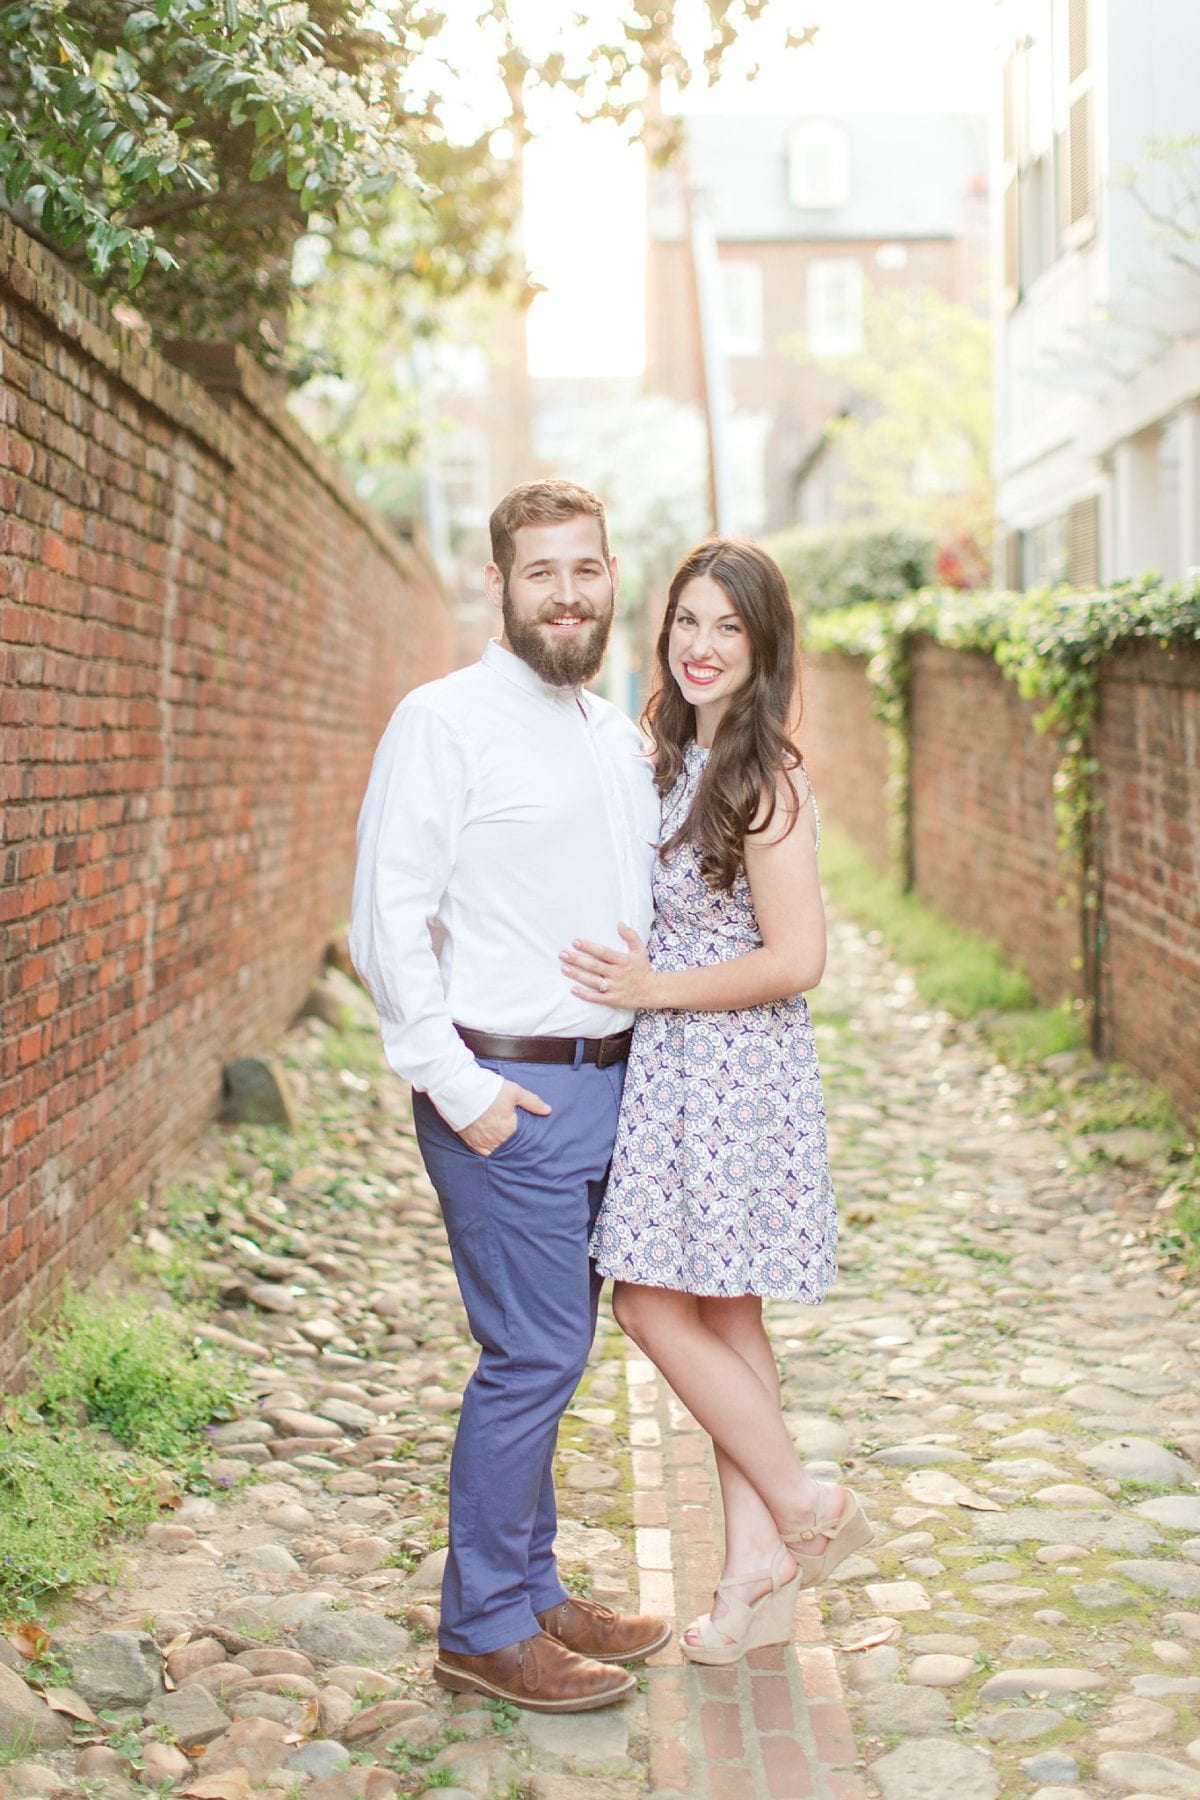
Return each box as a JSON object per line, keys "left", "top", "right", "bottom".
{"left": 750, "top": 1671, "right": 796, "bottom": 1732}
{"left": 709, "top": 1766, "right": 758, "bottom": 1800}
{"left": 806, "top": 638, "right": 1200, "bottom": 1118}
{"left": 633, "top": 1491, "right": 669, "bottom": 1526}
{"left": 0, "top": 210, "right": 453, "bottom": 1385}
{"left": 648, "top": 1734, "right": 691, "bottom": 1793}
{"left": 761, "top": 1735, "right": 815, "bottom": 1799}
{"left": 825, "top": 1773, "right": 870, "bottom": 1799}
{"left": 810, "top": 1699, "right": 857, "bottom": 1766}
{"left": 700, "top": 1699, "right": 743, "bottom": 1761}
{"left": 793, "top": 1645, "right": 842, "bottom": 1701}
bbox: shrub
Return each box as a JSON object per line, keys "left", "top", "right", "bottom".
{"left": 31, "top": 1291, "right": 239, "bottom": 1460}
{"left": 761, "top": 524, "right": 933, "bottom": 617}
{"left": 0, "top": 1425, "right": 159, "bottom": 1613}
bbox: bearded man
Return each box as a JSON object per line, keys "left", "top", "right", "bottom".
{"left": 350, "top": 480, "right": 668, "bottom": 1712}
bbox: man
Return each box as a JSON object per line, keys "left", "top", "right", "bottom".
{"left": 350, "top": 479, "right": 669, "bottom": 1712}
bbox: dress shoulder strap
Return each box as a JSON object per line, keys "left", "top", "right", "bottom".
{"left": 795, "top": 760, "right": 820, "bottom": 855}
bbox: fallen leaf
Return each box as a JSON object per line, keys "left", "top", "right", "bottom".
{"left": 186, "top": 1778, "right": 254, "bottom": 1800}
{"left": 42, "top": 1687, "right": 96, "bottom": 1722}
{"left": 956, "top": 1494, "right": 1005, "bottom": 1512}
{"left": 291, "top": 1699, "right": 319, "bottom": 1739}
{"left": 838, "top": 1624, "right": 902, "bottom": 1653}
{"left": 4, "top": 1620, "right": 51, "bottom": 1660}
{"left": 163, "top": 1633, "right": 193, "bottom": 1655}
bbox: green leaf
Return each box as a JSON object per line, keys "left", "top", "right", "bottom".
{"left": 223, "top": 0, "right": 240, "bottom": 28}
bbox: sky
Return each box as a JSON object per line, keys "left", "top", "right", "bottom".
{"left": 521, "top": 0, "right": 999, "bottom": 377}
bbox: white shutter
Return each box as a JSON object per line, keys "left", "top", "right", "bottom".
{"left": 1064, "top": 0, "right": 1095, "bottom": 243}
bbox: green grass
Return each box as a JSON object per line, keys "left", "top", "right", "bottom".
{"left": 0, "top": 1727, "right": 41, "bottom": 1767}
{"left": 818, "top": 821, "right": 1200, "bottom": 1269}
{"left": 1157, "top": 1184, "right": 1200, "bottom": 1276}
{"left": 0, "top": 1422, "right": 159, "bottom": 1614}
{"left": 32, "top": 1290, "right": 240, "bottom": 1459}
{"left": 818, "top": 823, "right": 1057, "bottom": 1024}
{"left": 0, "top": 1289, "right": 242, "bottom": 1616}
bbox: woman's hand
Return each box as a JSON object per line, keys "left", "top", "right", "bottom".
{"left": 560, "top": 924, "right": 661, "bottom": 1010}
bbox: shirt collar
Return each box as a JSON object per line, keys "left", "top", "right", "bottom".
{"left": 482, "top": 637, "right": 589, "bottom": 710}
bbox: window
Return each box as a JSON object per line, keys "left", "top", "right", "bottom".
{"left": 788, "top": 121, "right": 850, "bottom": 209}
{"left": 806, "top": 259, "right": 863, "bottom": 357}
{"left": 718, "top": 261, "right": 764, "bottom": 357}
{"left": 431, "top": 427, "right": 490, "bottom": 529}
{"left": 1022, "top": 513, "right": 1068, "bottom": 588}
{"left": 1067, "top": 495, "right": 1101, "bottom": 585}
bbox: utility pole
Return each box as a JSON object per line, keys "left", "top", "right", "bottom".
{"left": 679, "top": 156, "right": 735, "bottom": 535}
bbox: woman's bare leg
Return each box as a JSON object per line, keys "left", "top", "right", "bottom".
{"left": 696, "top": 1296, "right": 796, "bottom": 1639}
{"left": 612, "top": 1282, "right": 843, "bottom": 1636}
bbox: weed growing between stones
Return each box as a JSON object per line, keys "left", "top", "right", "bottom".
{"left": 32, "top": 1290, "right": 240, "bottom": 1459}
{"left": 0, "top": 1726, "right": 40, "bottom": 1767}
{"left": 0, "top": 1418, "right": 160, "bottom": 1614}
{"left": 0, "top": 1292, "right": 239, "bottom": 1614}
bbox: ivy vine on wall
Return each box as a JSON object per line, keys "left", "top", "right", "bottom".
{"left": 803, "top": 576, "right": 1200, "bottom": 1040}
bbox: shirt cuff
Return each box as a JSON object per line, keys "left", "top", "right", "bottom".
{"left": 377, "top": 1024, "right": 504, "bottom": 1132}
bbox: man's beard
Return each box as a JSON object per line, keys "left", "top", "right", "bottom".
{"left": 502, "top": 586, "right": 614, "bottom": 688}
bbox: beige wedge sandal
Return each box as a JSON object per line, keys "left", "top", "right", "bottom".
{"left": 784, "top": 1482, "right": 874, "bottom": 1587}
{"left": 680, "top": 1543, "right": 802, "bottom": 1666}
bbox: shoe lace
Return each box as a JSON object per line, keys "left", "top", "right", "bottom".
{"left": 565, "top": 1596, "right": 615, "bottom": 1623}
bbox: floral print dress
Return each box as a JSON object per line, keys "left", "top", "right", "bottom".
{"left": 590, "top": 744, "right": 837, "bottom": 1301}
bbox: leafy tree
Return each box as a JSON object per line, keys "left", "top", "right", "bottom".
{"left": 0, "top": 1, "right": 805, "bottom": 358}
{"left": 807, "top": 287, "right": 994, "bottom": 587}
{"left": 761, "top": 523, "right": 934, "bottom": 617}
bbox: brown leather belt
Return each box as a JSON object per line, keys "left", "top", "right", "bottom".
{"left": 456, "top": 1024, "right": 634, "bottom": 1070}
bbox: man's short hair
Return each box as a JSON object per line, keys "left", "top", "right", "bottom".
{"left": 489, "top": 479, "right": 610, "bottom": 581}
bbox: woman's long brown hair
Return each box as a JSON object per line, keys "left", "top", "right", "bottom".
{"left": 646, "top": 537, "right": 803, "bottom": 893}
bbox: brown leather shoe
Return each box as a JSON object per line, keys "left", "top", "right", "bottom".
{"left": 536, "top": 1595, "right": 672, "bottom": 1664}
{"left": 433, "top": 1631, "right": 636, "bottom": 1713}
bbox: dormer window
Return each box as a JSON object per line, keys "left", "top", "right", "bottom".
{"left": 788, "top": 120, "right": 850, "bottom": 209}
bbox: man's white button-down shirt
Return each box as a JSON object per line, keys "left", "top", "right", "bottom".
{"left": 349, "top": 639, "right": 660, "bottom": 1130}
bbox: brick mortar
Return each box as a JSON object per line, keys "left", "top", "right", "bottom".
{"left": 632, "top": 1352, "right": 866, "bottom": 1799}
{"left": 0, "top": 213, "right": 235, "bottom": 465}
{"left": 803, "top": 641, "right": 1200, "bottom": 1119}
{"left": 0, "top": 216, "right": 455, "bottom": 1384}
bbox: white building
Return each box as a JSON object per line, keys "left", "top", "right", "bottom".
{"left": 994, "top": 0, "right": 1200, "bottom": 588}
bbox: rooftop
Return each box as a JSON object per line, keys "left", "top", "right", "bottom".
{"left": 649, "top": 112, "right": 989, "bottom": 244}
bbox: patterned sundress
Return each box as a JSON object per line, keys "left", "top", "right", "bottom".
{"left": 590, "top": 743, "right": 838, "bottom": 1301}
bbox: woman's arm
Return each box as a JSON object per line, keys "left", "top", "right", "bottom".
{"left": 561, "top": 774, "right": 826, "bottom": 1012}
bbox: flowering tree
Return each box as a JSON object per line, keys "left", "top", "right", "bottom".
{"left": 809, "top": 288, "right": 994, "bottom": 588}
{"left": 0, "top": 0, "right": 803, "bottom": 358}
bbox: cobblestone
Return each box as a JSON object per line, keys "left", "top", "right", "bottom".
{"left": 3, "top": 916, "right": 1198, "bottom": 1799}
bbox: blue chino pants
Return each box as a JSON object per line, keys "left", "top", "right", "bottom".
{"left": 411, "top": 1053, "right": 626, "bottom": 1655}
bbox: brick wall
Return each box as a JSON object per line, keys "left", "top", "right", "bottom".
{"left": 800, "top": 649, "right": 892, "bottom": 871}
{"left": 0, "top": 217, "right": 454, "bottom": 1384}
{"left": 906, "top": 640, "right": 1083, "bottom": 1008}
{"left": 804, "top": 636, "right": 1200, "bottom": 1119}
{"left": 1093, "top": 644, "right": 1200, "bottom": 1099}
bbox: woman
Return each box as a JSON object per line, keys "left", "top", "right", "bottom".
{"left": 560, "top": 537, "right": 871, "bottom": 1665}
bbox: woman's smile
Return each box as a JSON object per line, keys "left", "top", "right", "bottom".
{"left": 668, "top": 575, "right": 754, "bottom": 739}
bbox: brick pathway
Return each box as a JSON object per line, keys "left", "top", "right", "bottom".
{"left": 628, "top": 1352, "right": 868, "bottom": 1800}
